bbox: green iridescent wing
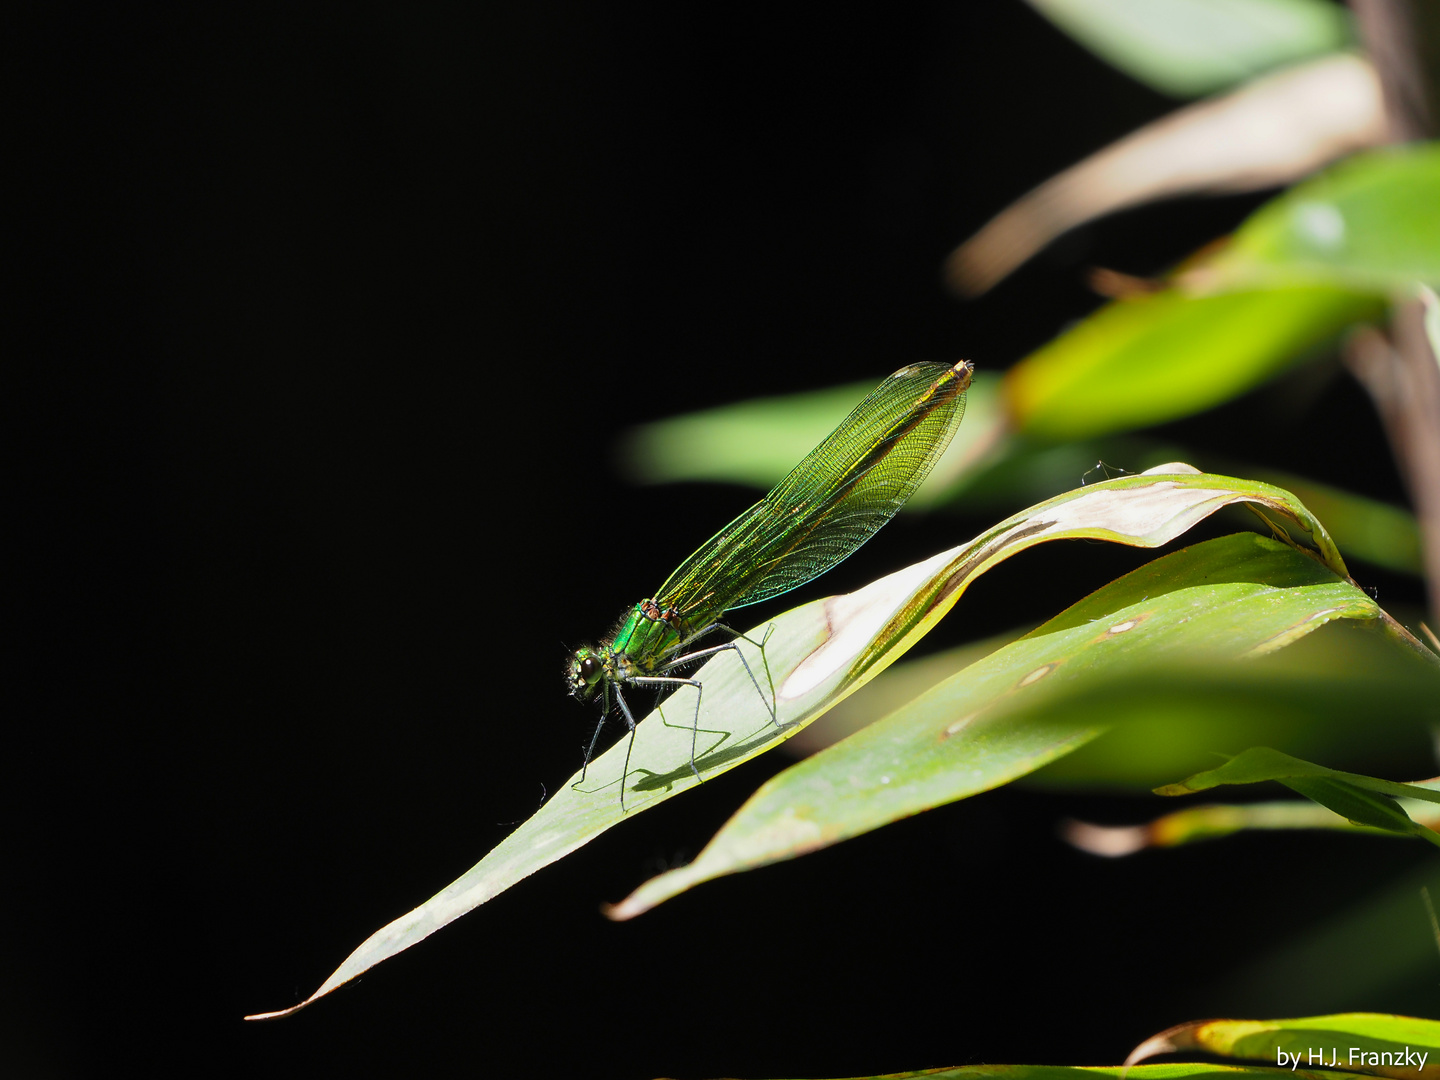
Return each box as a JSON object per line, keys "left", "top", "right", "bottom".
{"left": 653, "top": 360, "right": 972, "bottom": 625}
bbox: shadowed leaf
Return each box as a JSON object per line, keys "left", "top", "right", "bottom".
{"left": 1157, "top": 748, "right": 1440, "bottom": 848}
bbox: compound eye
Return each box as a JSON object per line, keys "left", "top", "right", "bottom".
{"left": 579, "top": 656, "right": 599, "bottom": 679}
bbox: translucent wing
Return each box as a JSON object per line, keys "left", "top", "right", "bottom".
{"left": 654, "top": 360, "right": 972, "bottom": 624}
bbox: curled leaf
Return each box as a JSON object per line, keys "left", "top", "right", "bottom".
{"left": 1128, "top": 1013, "right": 1440, "bottom": 1079}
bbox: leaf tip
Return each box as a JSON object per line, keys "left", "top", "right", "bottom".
{"left": 1125, "top": 1021, "right": 1202, "bottom": 1071}
{"left": 600, "top": 895, "right": 651, "bottom": 922}
{"left": 1153, "top": 782, "right": 1196, "bottom": 797}
{"left": 243, "top": 1001, "right": 311, "bottom": 1022}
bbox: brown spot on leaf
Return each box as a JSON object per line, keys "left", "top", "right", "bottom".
{"left": 941, "top": 711, "right": 978, "bottom": 739}
{"left": 1018, "top": 663, "right": 1055, "bottom": 687}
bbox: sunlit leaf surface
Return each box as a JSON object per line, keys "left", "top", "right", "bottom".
{"left": 247, "top": 468, "right": 1349, "bottom": 1016}
{"left": 610, "top": 531, "right": 1386, "bottom": 918}
{"left": 782, "top": 629, "right": 1030, "bottom": 758}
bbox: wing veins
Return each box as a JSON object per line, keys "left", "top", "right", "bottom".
{"left": 653, "top": 361, "right": 972, "bottom": 621}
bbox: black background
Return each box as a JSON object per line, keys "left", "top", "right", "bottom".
{"left": 11, "top": 3, "right": 1434, "bottom": 1078}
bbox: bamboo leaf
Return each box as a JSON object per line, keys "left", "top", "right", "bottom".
{"left": 1066, "top": 777, "right": 1440, "bottom": 855}
{"left": 1157, "top": 748, "right": 1440, "bottom": 849}
{"left": 609, "top": 530, "right": 1383, "bottom": 919}
{"left": 247, "top": 468, "right": 1351, "bottom": 1015}
{"left": 1005, "top": 287, "right": 1382, "bottom": 440}
{"left": 1158, "top": 747, "right": 1440, "bottom": 807}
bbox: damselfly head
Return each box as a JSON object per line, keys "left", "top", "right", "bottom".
{"left": 567, "top": 646, "right": 606, "bottom": 702}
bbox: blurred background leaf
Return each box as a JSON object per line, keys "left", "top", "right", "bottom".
{"left": 1003, "top": 285, "right": 1383, "bottom": 438}
{"left": 1064, "top": 797, "right": 1440, "bottom": 857}
{"left": 1189, "top": 144, "right": 1440, "bottom": 292}
{"left": 621, "top": 351, "right": 1421, "bottom": 576}
{"left": 1218, "top": 861, "right": 1440, "bottom": 1015}
{"left": 1025, "top": 0, "right": 1355, "bottom": 97}
{"left": 944, "top": 54, "right": 1386, "bottom": 296}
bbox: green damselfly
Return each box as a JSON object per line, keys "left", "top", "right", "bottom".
{"left": 567, "top": 360, "right": 974, "bottom": 806}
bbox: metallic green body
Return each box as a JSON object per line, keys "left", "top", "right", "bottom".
{"left": 569, "top": 600, "right": 688, "bottom": 704}
{"left": 567, "top": 360, "right": 975, "bottom": 795}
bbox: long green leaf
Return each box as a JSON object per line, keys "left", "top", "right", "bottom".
{"left": 1159, "top": 747, "right": 1440, "bottom": 806}
{"left": 609, "top": 531, "right": 1384, "bottom": 918}
{"left": 1005, "top": 286, "right": 1381, "bottom": 440}
{"left": 1156, "top": 748, "right": 1440, "bottom": 848}
{"left": 247, "top": 468, "right": 1349, "bottom": 1016}
{"left": 1064, "top": 800, "right": 1428, "bottom": 857}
